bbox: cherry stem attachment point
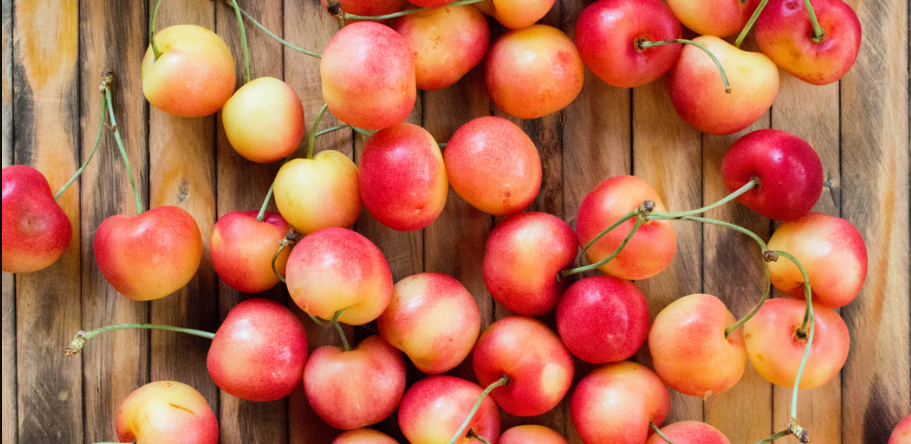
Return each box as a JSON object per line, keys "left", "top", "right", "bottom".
{"left": 466, "top": 430, "right": 492, "bottom": 444}
{"left": 735, "top": 0, "right": 770, "bottom": 48}
{"left": 561, "top": 204, "right": 651, "bottom": 278}
{"left": 803, "top": 0, "right": 826, "bottom": 42}
{"left": 446, "top": 375, "right": 509, "bottom": 444}
{"left": 103, "top": 73, "right": 144, "bottom": 215}
{"left": 330, "top": 309, "right": 350, "bottom": 351}
{"left": 149, "top": 0, "right": 164, "bottom": 60}
{"left": 228, "top": 0, "right": 251, "bottom": 84}
{"left": 652, "top": 178, "right": 758, "bottom": 219}
{"left": 271, "top": 226, "right": 300, "bottom": 284}
{"left": 649, "top": 419, "right": 678, "bottom": 444}
{"left": 55, "top": 84, "right": 109, "bottom": 200}
{"left": 65, "top": 324, "right": 214, "bottom": 355}
{"left": 338, "top": 0, "right": 485, "bottom": 21}
{"left": 308, "top": 104, "right": 330, "bottom": 159}
{"left": 638, "top": 38, "right": 732, "bottom": 93}
{"left": 229, "top": 0, "right": 322, "bottom": 59}
{"left": 348, "top": 124, "right": 375, "bottom": 137}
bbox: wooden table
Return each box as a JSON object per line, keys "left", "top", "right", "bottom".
{"left": 2, "top": 0, "right": 908, "bottom": 443}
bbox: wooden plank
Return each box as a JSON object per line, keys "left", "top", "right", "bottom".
{"left": 12, "top": 0, "right": 83, "bottom": 441}
{"left": 840, "top": 0, "right": 911, "bottom": 441}
{"left": 2, "top": 1, "right": 16, "bottom": 443}
{"left": 632, "top": 76, "right": 705, "bottom": 424}
{"left": 702, "top": 114, "right": 774, "bottom": 443}
{"left": 770, "top": 75, "right": 842, "bottom": 443}
{"left": 78, "top": 1, "right": 150, "bottom": 442}
{"left": 147, "top": 0, "right": 220, "bottom": 415}
{"left": 214, "top": 1, "right": 289, "bottom": 443}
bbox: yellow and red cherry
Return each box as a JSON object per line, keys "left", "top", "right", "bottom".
{"left": 115, "top": 381, "right": 219, "bottom": 444}
{"left": 273, "top": 150, "right": 362, "bottom": 235}
{"left": 221, "top": 77, "right": 305, "bottom": 163}
{"left": 211, "top": 211, "right": 290, "bottom": 294}
{"left": 2, "top": 165, "right": 72, "bottom": 273}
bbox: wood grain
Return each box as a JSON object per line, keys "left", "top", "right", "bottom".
{"left": 2, "top": 1, "right": 15, "bottom": 443}
{"left": 147, "top": 0, "right": 220, "bottom": 417}
{"left": 12, "top": 0, "right": 83, "bottom": 442}
{"left": 77, "top": 0, "right": 151, "bottom": 441}
{"left": 840, "top": 0, "right": 911, "bottom": 442}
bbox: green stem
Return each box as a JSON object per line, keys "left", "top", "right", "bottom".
{"left": 803, "top": 0, "right": 826, "bottom": 42}
{"left": 347, "top": 124, "right": 375, "bottom": 137}
{"left": 649, "top": 419, "right": 678, "bottom": 444}
{"left": 272, "top": 242, "right": 287, "bottom": 284}
{"left": 66, "top": 324, "right": 214, "bottom": 355}
{"left": 308, "top": 104, "right": 329, "bottom": 159}
{"left": 446, "top": 376, "right": 509, "bottom": 444}
{"left": 308, "top": 313, "right": 331, "bottom": 328}
{"left": 438, "top": 142, "right": 447, "bottom": 149}
{"left": 651, "top": 215, "right": 768, "bottom": 251}
{"left": 735, "top": 0, "right": 770, "bottom": 48}
{"left": 651, "top": 178, "right": 758, "bottom": 219}
{"left": 725, "top": 260, "right": 772, "bottom": 337}
{"left": 751, "top": 429, "right": 791, "bottom": 444}
{"left": 579, "top": 209, "right": 639, "bottom": 258}
{"left": 466, "top": 430, "right": 492, "bottom": 444}
{"left": 55, "top": 92, "right": 108, "bottom": 200}
{"left": 638, "top": 38, "right": 732, "bottom": 93}
{"left": 256, "top": 181, "right": 276, "bottom": 222}
{"left": 774, "top": 250, "right": 815, "bottom": 421}
{"left": 233, "top": 3, "right": 321, "bottom": 58}
{"left": 331, "top": 310, "right": 350, "bottom": 351}
{"left": 341, "top": 0, "right": 485, "bottom": 21}
{"left": 104, "top": 79, "right": 144, "bottom": 215}
{"left": 561, "top": 214, "right": 646, "bottom": 277}
{"left": 228, "top": 0, "right": 251, "bottom": 84}
{"left": 315, "top": 124, "right": 346, "bottom": 138}
{"left": 149, "top": 0, "right": 164, "bottom": 60}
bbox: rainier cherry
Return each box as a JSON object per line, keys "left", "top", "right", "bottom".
{"left": 221, "top": 77, "right": 305, "bottom": 163}
{"left": 398, "top": 376, "right": 501, "bottom": 444}
{"left": 500, "top": 425, "right": 568, "bottom": 444}
{"left": 476, "top": 0, "right": 556, "bottom": 29}
{"left": 333, "top": 429, "right": 400, "bottom": 444}
{"left": 115, "top": 381, "right": 219, "bottom": 444}
{"left": 211, "top": 211, "right": 290, "bottom": 294}
{"left": 665, "top": 0, "right": 760, "bottom": 38}
{"left": 646, "top": 422, "right": 732, "bottom": 444}
{"left": 2, "top": 165, "right": 72, "bottom": 273}
{"left": 273, "top": 150, "right": 362, "bottom": 235}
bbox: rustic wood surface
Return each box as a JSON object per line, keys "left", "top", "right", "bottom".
{"left": 2, "top": 0, "right": 909, "bottom": 443}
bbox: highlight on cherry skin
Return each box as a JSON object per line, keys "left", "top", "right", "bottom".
{"left": 1, "top": 165, "right": 72, "bottom": 273}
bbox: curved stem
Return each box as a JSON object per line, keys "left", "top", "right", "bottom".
{"left": 272, "top": 242, "right": 287, "bottom": 284}
{"left": 341, "top": 0, "right": 485, "bottom": 21}
{"left": 773, "top": 250, "right": 815, "bottom": 422}
{"left": 735, "top": 0, "right": 770, "bottom": 48}
{"left": 579, "top": 209, "right": 639, "bottom": 258}
{"left": 562, "top": 214, "right": 646, "bottom": 277}
{"left": 308, "top": 104, "right": 329, "bottom": 159}
{"left": 56, "top": 93, "right": 108, "bottom": 200}
{"left": 228, "top": 0, "right": 251, "bottom": 84}
{"left": 347, "top": 124, "right": 375, "bottom": 137}
{"left": 638, "top": 39, "right": 731, "bottom": 93}
{"left": 149, "top": 0, "right": 164, "bottom": 60}
{"left": 649, "top": 419, "right": 678, "bottom": 444}
{"left": 104, "top": 79, "right": 144, "bottom": 215}
{"left": 751, "top": 429, "right": 791, "bottom": 444}
{"left": 231, "top": 2, "right": 321, "bottom": 58}
{"left": 803, "top": 0, "right": 826, "bottom": 42}
{"left": 308, "top": 313, "right": 331, "bottom": 327}
{"left": 315, "top": 124, "right": 346, "bottom": 139}
{"left": 651, "top": 178, "right": 758, "bottom": 219}
{"left": 466, "top": 430, "right": 492, "bottom": 444}
{"left": 651, "top": 215, "right": 768, "bottom": 251}
{"left": 446, "top": 376, "right": 509, "bottom": 444}
{"left": 331, "top": 309, "right": 350, "bottom": 351}
{"left": 725, "top": 260, "right": 771, "bottom": 337}
{"left": 66, "top": 324, "right": 214, "bottom": 355}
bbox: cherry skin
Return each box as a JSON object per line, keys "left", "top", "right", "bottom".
{"left": 273, "top": 150, "right": 362, "bottom": 235}
{"left": 207, "top": 298, "right": 308, "bottom": 402}
{"left": 645, "top": 421, "right": 732, "bottom": 444}
{"left": 221, "top": 77, "right": 304, "bottom": 163}
{"left": 744, "top": 298, "right": 850, "bottom": 389}
{"left": 575, "top": 175, "right": 677, "bottom": 280}
{"left": 94, "top": 205, "right": 202, "bottom": 301}
{"left": 115, "top": 381, "right": 219, "bottom": 444}
{"left": 320, "top": 22, "right": 415, "bottom": 130}
{"left": 556, "top": 276, "right": 650, "bottom": 364}
{"left": 444, "top": 116, "right": 541, "bottom": 216}
{"left": 304, "top": 335, "right": 406, "bottom": 430}
{"left": 574, "top": 0, "right": 682, "bottom": 88}
{"left": 333, "top": 429, "right": 400, "bottom": 444}
{"left": 755, "top": 0, "right": 862, "bottom": 85}
{"left": 476, "top": 0, "right": 556, "bottom": 30}
{"left": 398, "top": 375, "right": 501, "bottom": 444}
{"left": 472, "top": 316, "right": 574, "bottom": 417}
{"left": 665, "top": 0, "right": 760, "bottom": 38}
{"left": 2, "top": 165, "right": 72, "bottom": 273}
{"left": 211, "top": 211, "right": 290, "bottom": 294}
{"left": 500, "top": 425, "right": 567, "bottom": 444}
{"left": 483, "top": 212, "right": 577, "bottom": 316}
{"left": 320, "top": 0, "right": 405, "bottom": 17}
{"left": 377, "top": 272, "right": 481, "bottom": 375}
{"left": 359, "top": 123, "right": 448, "bottom": 231}
{"left": 767, "top": 212, "right": 868, "bottom": 308}
{"left": 648, "top": 294, "right": 746, "bottom": 398}
{"left": 142, "top": 25, "right": 235, "bottom": 118}
{"left": 286, "top": 227, "right": 393, "bottom": 325}
{"left": 721, "top": 129, "right": 824, "bottom": 221}
{"left": 888, "top": 414, "right": 911, "bottom": 444}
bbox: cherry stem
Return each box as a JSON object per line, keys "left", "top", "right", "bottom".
{"left": 803, "top": 0, "right": 826, "bottom": 42}
{"left": 227, "top": 0, "right": 251, "bottom": 84}
{"left": 651, "top": 215, "right": 769, "bottom": 251}
{"left": 561, "top": 212, "right": 647, "bottom": 277}
{"left": 466, "top": 430, "right": 492, "bottom": 444}
{"left": 55, "top": 87, "right": 108, "bottom": 200}
{"left": 308, "top": 104, "right": 329, "bottom": 159}
{"left": 579, "top": 209, "right": 639, "bottom": 259}
{"left": 348, "top": 124, "right": 375, "bottom": 137}
{"left": 638, "top": 39, "right": 731, "bottom": 93}
{"left": 149, "top": 0, "right": 164, "bottom": 60}
{"left": 308, "top": 313, "right": 330, "bottom": 327}
{"left": 735, "top": 0, "right": 770, "bottom": 48}
{"left": 256, "top": 154, "right": 293, "bottom": 222}
{"left": 228, "top": 1, "right": 321, "bottom": 59}
{"left": 271, "top": 226, "right": 299, "bottom": 284}
{"left": 651, "top": 178, "right": 758, "bottom": 219}
{"left": 330, "top": 309, "right": 350, "bottom": 351}
{"left": 315, "top": 124, "right": 346, "bottom": 138}
{"left": 104, "top": 74, "right": 144, "bottom": 215}
{"left": 649, "top": 419, "right": 678, "bottom": 444}
{"left": 65, "top": 324, "right": 214, "bottom": 355}
{"left": 724, "top": 259, "right": 772, "bottom": 337}
{"left": 446, "top": 375, "right": 509, "bottom": 444}
{"left": 339, "top": 0, "right": 485, "bottom": 21}
{"left": 751, "top": 429, "right": 791, "bottom": 444}
{"left": 773, "top": 250, "right": 815, "bottom": 423}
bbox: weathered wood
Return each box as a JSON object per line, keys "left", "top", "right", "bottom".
{"left": 147, "top": 0, "right": 220, "bottom": 417}
{"left": 214, "top": 1, "right": 290, "bottom": 443}
{"left": 2, "top": 1, "right": 16, "bottom": 443}
{"left": 12, "top": 0, "right": 83, "bottom": 442}
{"left": 78, "top": 0, "right": 151, "bottom": 441}
{"left": 840, "top": 0, "right": 911, "bottom": 441}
